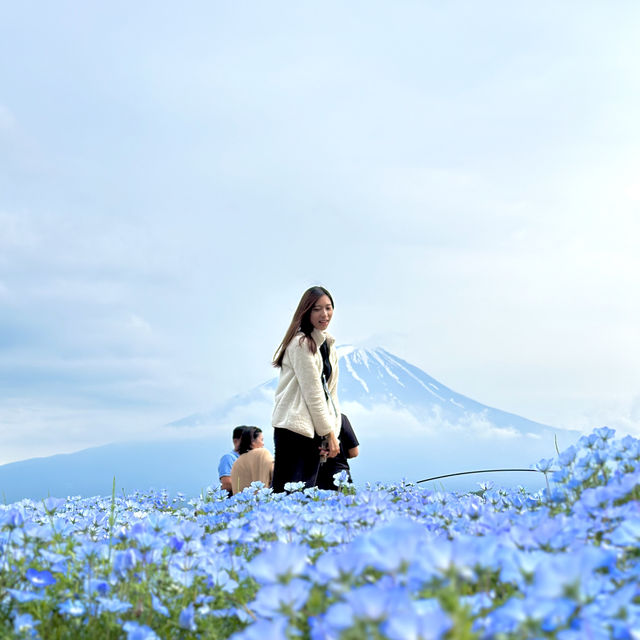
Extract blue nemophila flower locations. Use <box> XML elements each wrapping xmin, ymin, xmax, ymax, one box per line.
<box><xmin>128</xmin><ymin>521</ymin><xmax>162</xmax><ymax>551</ymax></box>
<box><xmin>532</xmin><ymin>546</ymin><xmax>617</xmax><ymax>601</ymax></box>
<box><xmin>283</xmin><ymin>481</ymin><xmax>306</xmax><ymax>492</ymax></box>
<box><xmin>578</xmin><ymin>484</ymin><xmax>621</xmax><ymax>510</ymax></box>
<box><xmin>333</xmin><ymin>470</ymin><xmax>350</xmax><ymax>487</ymax></box>
<box><xmin>39</xmin><ymin>548</ymin><xmax>68</xmax><ymax>573</ymax></box>
<box><xmin>594</xmin><ymin>426</ymin><xmax>616</xmax><ymax>442</ymax></box>
<box><xmin>77</xmin><ymin>539</ymin><xmax>110</xmax><ymax>563</ymax></box>
<box><xmin>535</xmin><ymin>458</ymin><xmax>554</xmax><ymax>473</ymax></box>
<box><xmin>247</xmin><ymin>541</ymin><xmax>309</xmax><ymax>584</ymax></box>
<box><xmin>250</xmin><ymin>578</ymin><xmax>312</xmax><ymax>617</ymax></box>
<box><xmin>308</xmin><ymin>547</ymin><xmax>354</xmax><ymax>586</ymax></box>
<box><xmin>319</xmin><ymin>602</ymin><xmax>355</xmax><ymax>634</ymax></box>
<box><xmin>204</xmin><ymin>485</ymin><xmax>231</xmax><ymax>501</ymax></box>
<box><xmin>122</xmin><ymin>620</ymin><xmax>161</xmax><ymax>640</ymax></box>
<box><xmin>214</xmin><ymin>524</ymin><xmax>245</xmax><ymax>545</ymax></box>
<box><xmin>113</xmin><ymin>547</ymin><xmax>140</xmax><ymax>576</ymax></box>
<box><xmin>59</xmin><ymin>599</ymin><xmax>85</xmax><ymax>616</ymax></box>
<box><xmin>531</xmin><ymin>514</ymin><xmax>575</xmax><ymax>550</ymax></box>
<box><xmin>348</xmin><ymin>517</ymin><xmax>427</xmax><ymax>574</ymax></box>
<box><xmin>498</xmin><ymin>547</ymin><xmax>548</xmax><ymax>589</ymax></box>
<box><xmin>574</xmin><ymin>449</ymin><xmax>595</xmax><ymax>470</ymax></box>
<box><xmin>484</xmin><ymin>595</ymin><xmax>576</xmax><ymax>635</ymax></box>
<box><xmin>381</xmin><ymin>597</ymin><xmax>452</xmax><ymax>640</ymax></box>
<box><xmin>174</xmin><ymin>520</ymin><xmax>203</xmax><ymax>542</ymax></box>
<box><xmin>179</xmin><ymin>603</ymin><xmax>197</xmax><ymax>631</ymax></box>
<box><xmin>145</xmin><ymin>512</ymin><xmax>175</xmax><ymax>533</ymax></box>
<box><xmin>555</xmin><ymin>628</ymin><xmax>588</xmax><ymax>639</ymax></box>
<box><xmin>615</xmin><ymin>469</ymin><xmax>640</xmax><ymax>494</ymax></box>
<box><xmin>416</xmin><ymin>535</ymin><xmax>479</xmax><ymax>581</ymax></box>
<box><xmin>551</xmin><ymin>466</ymin><xmax>571</xmax><ymax>483</ymax></box>
<box><xmin>343</xmin><ymin>583</ymin><xmax>393</xmax><ymax>621</ymax></box>
<box><xmin>557</xmin><ymin>615</ymin><xmax>620</xmax><ymax>640</ymax></box>
<box><xmin>26</xmin><ymin>567</ymin><xmax>56</xmax><ymax>588</ymax></box>
<box><xmin>7</xmin><ymin>588</ymin><xmax>44</xmax><ymax>603</ymax></box>
<box><xmin>13</xmin><ymin>613</ymin><xmax>39</xmax><ymax>636</ymax></box>
<box><xmin>460</xmin><ymin>592</ymin><xmax>494</xmax><ymax>616</ymax></box>
<box><xmin>97</xmin><ymin>596</ymin><xmax>132</xmax><ymax>614</ymax></box>
<box><xmin>86</xmin><ymin>578</ymin><xmax>110</xmax><ymax>595</ymax></box>
<box><xmin>581</xmin><ymin>584</ymin><xmax>639</xmax><ymax>631</ymax></box>
<box><xmin>608</xmin><ymin>517</ymin><xmax>640</xmax><ymax>547</ymax></box>
<box><xmin>206</xmin><ymin>567</ymin><xmax>238</xmax><ymax>593</ymax></box>
<box><xmin>209</xmin><ymin>607</ymin><xmax>254</xmax><ymax>624</ymax></box>
<box><xmin>578</xmin><ymin>433</ymin><xmax>601</xmax><ymax>451</ymax></box>
<box><xmin>1</xmin><ymin>507</ymin><xmax>25</xmax><ymax>528</ymax></box>
<box><xmin>538</xmin><ymin>597</ymin><xmax>577</xmax><ymax>632</ymax></box>
<box><xmin>42</xmin><ymin>496</ymin><xmax>66</xmax><ymax>514</ymax></box>
<box><xmin>230</xmin><ymin>616</ymin><xmax>290</xmax><ymax>640</ymax></box>
<box><xmin>168</xmin><ymin>553</ymin><xmax>199</xmax><ymax>587</ymax></box>
<box><xmin>151</xmin><ymin>593</ymin><xmax>170</xmax><ymax>617</ymax></box>
<box><xmin>309</xmin><ymin>615</ymin><xmax>343</xmax><ymax>640</ymax></box>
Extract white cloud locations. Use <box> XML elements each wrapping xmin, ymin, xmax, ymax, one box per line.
<box><xmin>567</xmin><ymin>394</ymin><xmax>640</xmax><ymax>439</ymax></box>
<box><xmin>341</xmin><ymin>402</ymin><xmax>429</xmax><ymax>438</ymax></box>
<box><xmin>0</xmin><ymin>400</ymin><xmax>168</xmax><ymax>465</ymax></box>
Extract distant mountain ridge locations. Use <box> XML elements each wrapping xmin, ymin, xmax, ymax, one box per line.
<box><xmin>169</xmin><ymin>345</ymin><xmax>552</xmax><ymax>435</ymax></box>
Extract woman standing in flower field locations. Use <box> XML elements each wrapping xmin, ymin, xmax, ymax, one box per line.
<box><xmin>271</xmin><ymin>286</ymin><xmax>341</xmax><ymax>492</ymax></box>
<box><xmin>229</xmin><ymin>427</ymin><xmax>274</xmax><ymax>494</ymax></box>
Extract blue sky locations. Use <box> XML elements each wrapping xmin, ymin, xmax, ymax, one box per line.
<box><xmin>2</xmin><ymin>2</ymin><xmax>640</xmax><ymax>464</ymax></box>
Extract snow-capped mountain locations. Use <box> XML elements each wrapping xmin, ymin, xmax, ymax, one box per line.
<box><xmin>338</xmin><ymin>346</ymin><xmax>553</xmax><ymax>435</ymax></box>
<box><xmin>169</xmin><ymin>345</ymin><xmax>552</xmax><ymax>437</ymax></box>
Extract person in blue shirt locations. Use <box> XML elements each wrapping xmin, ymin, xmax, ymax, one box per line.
<box><xmin>218</xmin><ymin>426</ymin><xmax>246</xmax><ymax>494</ymax></box>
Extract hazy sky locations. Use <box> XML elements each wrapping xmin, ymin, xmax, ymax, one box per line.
<box><xmin>2</xmin><ymin>2</ymin><xmax>640</xmax><ymax>464</ymax></box>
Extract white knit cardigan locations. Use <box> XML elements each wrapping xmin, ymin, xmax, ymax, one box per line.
<box><xmin>272</xmin><ymin>328</ymin><xmax>341</xmax><ymax>439</ymax></box>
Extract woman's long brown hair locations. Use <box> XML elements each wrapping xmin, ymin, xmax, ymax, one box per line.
<box><xmin>238</xmin><ymin>427</ymin><xmax>262</xmax><ymax>455</ymax></box>
<box><xmin>272</xmin><ymin>286</ymin><xmax>334</xmax><ymax>368</ymax></box>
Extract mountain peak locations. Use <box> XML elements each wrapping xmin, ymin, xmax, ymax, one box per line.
<box><xmin>336</xmin><ymin>344</ymin><xmax>357</xmax><ymax>358</ymax></box>
<box><xmin>336</xmin><ymin>343</ymin><xmax>387</xmax><ymax>360</ymax></box>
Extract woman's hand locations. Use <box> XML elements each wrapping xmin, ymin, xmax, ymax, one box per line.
<box><xmin>327</xmin><ymin>432</ymin><xmax>340</xmax><ymax>458</ymax></box>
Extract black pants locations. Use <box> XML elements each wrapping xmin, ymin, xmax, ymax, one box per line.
<box><xmin>316</xmin><ymin>413</ymin><xmax>355</xmax><ymax>490</ymax></box>
<box><xmin>316</xmin><ymin>461</ymin><xmax>352</xmax><ymax>491</ymax></box>
<box><xmin>272</xmin><ymin>428</ymin><xmax>322</xmax><ymax>493</ymax></box>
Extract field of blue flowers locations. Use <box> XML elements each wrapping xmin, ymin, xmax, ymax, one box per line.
<box><xmin>1</xmin><ymin>426</ymin><xmax>639</xmax><ymax>639</ymax></box>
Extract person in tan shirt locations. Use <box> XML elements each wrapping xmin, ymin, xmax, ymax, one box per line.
<box><xmin>230</xmin><ymin>427</ymin><xmax>274</xmax><ymax>495</ymax></box>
